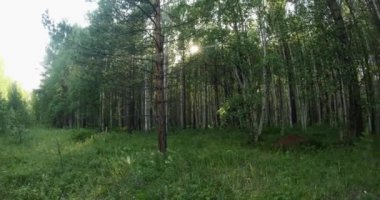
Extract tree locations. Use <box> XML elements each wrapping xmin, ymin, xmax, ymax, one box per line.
<box><xmin>152</xmin><ymin>0</ymin><xmax>167</xmax><ymax>153</ymax></box>
<box><xmin>0</xmin><ymin>94</ymin><xmax>8</xmax><ymax>134</ymax></box>
<box><xmin>326</xmin><ymin>0</ymin><xmax>363</xmax><ymax>139</ymax></box>
<box><xmin>35</xmin><ymin>0</ymin><xmax>379</xmax><ymax>146</ymax></box>
<box><xmin>7</xmin><ymin>82</ymin><xmax>31</xmax><ymax>128</ymax></box>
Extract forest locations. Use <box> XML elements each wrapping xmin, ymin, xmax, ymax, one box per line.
<box><xmin>0</xmin><ymin>0</ymin><xmax>379</xmax><ymax>199</ymax></box>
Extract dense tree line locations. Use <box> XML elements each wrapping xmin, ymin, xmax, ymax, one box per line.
<box><xmin>34</xmin><ymin>0</ymin><xmax>379</xmax><ymax>148</ymax></box>
<box><xmin>0</xmin><ymin>60</ymin><xmax>31</xmax><ymax>135</ymax></box>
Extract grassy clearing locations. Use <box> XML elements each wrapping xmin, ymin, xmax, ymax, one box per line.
<box><xmin>0</xmin><ymin>127</ymin><xmax>379</xmax><ymax>199</ymax></box>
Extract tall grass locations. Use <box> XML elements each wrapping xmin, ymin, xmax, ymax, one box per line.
<box><xmin>0</xmin><ymin>127</ymin><xmax>379</xmax><ymax>199</ymax></box>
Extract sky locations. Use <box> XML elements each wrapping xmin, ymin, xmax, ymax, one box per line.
<box><xmin>0</xmin><ymin>0</ymin><xmax>97</xmax><ymax>92</ymax></box>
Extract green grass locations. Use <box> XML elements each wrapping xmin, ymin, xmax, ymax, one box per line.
<box><xmin>0</xmin><ymin>127</ymin><xmax>379</xmax><ymax>199</ymax></box>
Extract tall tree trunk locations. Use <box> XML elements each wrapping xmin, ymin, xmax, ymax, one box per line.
<box><xmin>164</xmin><ymin>36</ymin><xmax>169</xmax><ymax>133</ymax></box>
<box><xmin>311</xmin><ymin>50</ymin><xmax>322</xmax><ymax>124</ymax></box>
<box><xmin>109</xmin><ymin>92</ymin><xmax>113</xmax><ymax>130</ymax></box>
<box><xmin>117</xmin><ymin>95</ymin><xmax>122</xmax><ymax>128</ymax></box>
<box><xmin>282</xmin><ymin>41</ymin><xmax>297</xmax><ymax>126</ymax></box>
<box><xmin>213</xmin><ymin>71</ymin><xmax>220</xmax><ymax>127</ymax></box>
<box><xmin>153</xmin><ymin>0</ymin><xmax>166</xmax><ymax>153</ymax></box>
<box><xmin>144</xmin><ymin>62</ymin><xmax>151</xmax><ymax>132</ymax></box>
<box><xmin>76</xmin><ymin>99</ymin><xmax>80</xmax><ymax>128</ymax></box>
<box><xmin>100</xmin><ymin>91</ymin><xmax>105</xmax><ymax>132</ymax></box>
<box><xmin>346</xmin><ymin>0</ymin><xmax>377</xmax><ymax>134</ymax></box>
<box><xmin>326</xmin><ymin>0</ymin><xmax>364</xmax><ymax>138</ymax></box>
<box><xmin>180</xmin><ymin>50</ymin><xmax>186</xmax><ymax>129</ymax></box>
<box><xmin>374</xmin><ymin>78</ymin><xmax>380</xmax><ymax>135</ymax></box>
<box><xmin>269</xmin><ymin>66</ymin><xmax>278</xmax><ymax>127</ymax></box>
<box><xmin>203</xmin><ymin>66</ymin><xmax>208</xmax><ymax>129</ymax></box>
<box><xmin>255</xmin><ymin>0</ymin><xmax>268</xmax><ymax>142</ymax></box>
<box><xmin>279</xmin><ymin>78</ymin><xmax>286</xmax><ymax>135</ymax></box>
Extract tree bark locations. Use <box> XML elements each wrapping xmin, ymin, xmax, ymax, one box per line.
<box><xmin>374</xmin><ymin>78</ymin><xmax>380</xmax><ymax>135</ymax></box>
<box><xmin>282</xmin><ymin>41</ymin><xmax>297</xmax><ymax>126</ymax></box>
<box><xmin>153</xmin><ymin>0</ymin><xmax>166</xmax><ymax>153</ymax></box>
<box><xmin>144</xmin><ymin>61</ymin><xmax>151</xmax><ymax>132</ymax></box>
<box><xmin>326</xmin><ymin>0</ymin><xmax>364</xmax><ymax>138</ymax></box>
<box><xmin>180</xmin><ymin>50</ymin><xmax>186</xmax><ymax>129</ymax></box>
<box><xmin>255</xmin><ymin>0</ymin><xmax>268</xmax><ymax>142</ymax></box>
<box><xmin>109</xmin><ymin>92</ymin><xmax>113</xmax><ymax>130</ymax></box>
<box><xmin>100</xmin><ymin>91</ymin><xmax>105</xmax><ymax>132</ymax></box>
<box><xmin>117</xmin><ymin>95</ymin><xmax>122</xmax><ymax>128</ymax></box>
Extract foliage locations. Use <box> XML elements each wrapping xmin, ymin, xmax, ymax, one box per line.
<box><xmin>34</xmin><ymin>0</ymin><xmax>380</xmax><ymax>144</ymax></box>
<box><xmin>218</xmin><ymin>93</ymin><xmax>259</xmax><ymax>129</ymax></box>
<box><xmin>71</xmin><ymin>129</ymin><xmax>97</xmax><ymax>142</ymax></box>
<box><xmin>0</xmin><ymin>127</ymin><xmax>379</xmax><ymax>199</ymax></box>
<box><xmin>0</xmin><ymin>65</ymin><xmax>31</xmax><ymax>136</ymax></box>
<box><xmin>7</xmin><ymin>83</ymin><xmax>31</xmax><ymax>127</ymax></box>
<box><xmin>0</xmin><ymin>59</ymin><xmax>11</xmax><ymax>97</ymax></box>
<box><xmin>0</xmin><ymin>95</ymin><xmax>8</xmax><ymax>134</ymax></box>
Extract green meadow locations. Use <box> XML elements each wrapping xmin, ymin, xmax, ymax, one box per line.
<box><xmin>1</xmin><ymin>127</ymin><xmax>379</xmax><ymax>199</ymax></box>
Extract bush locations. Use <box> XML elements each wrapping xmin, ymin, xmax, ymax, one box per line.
<box><xmin>0</xmin><ymin>83</ymin><xmax>32</xmax><ymax>136</ymax></box>
<box><xmin>0</xmin><ymin>96</ymin><xmax>8</xmax><ymax>134</ymax></box>
<box><xmin>71</xmin><ymin>129</ymin><xmax>96</xmax><ymax>142</ymax></box>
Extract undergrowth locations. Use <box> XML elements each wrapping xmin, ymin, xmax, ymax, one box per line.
<box><xmin>0</xmin><ymin>127</ymin><xmax>379</xmax><ymax>199</ymax></box>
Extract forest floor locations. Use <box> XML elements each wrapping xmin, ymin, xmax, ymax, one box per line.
<box><xmin>0</xmin><ymin>126</ymin><xmax>379</xmax><ymax>199</ymax></box>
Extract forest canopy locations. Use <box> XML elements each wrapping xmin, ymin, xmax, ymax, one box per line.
<box><xmin>0</xmin><ymin>1</ymin><xmax>379</xmax><ymax>198</ymax></box>
<box><xmin>33</xmin><ymin>0</ymin><xmax>379</xmax><ymax>151</ymax></box>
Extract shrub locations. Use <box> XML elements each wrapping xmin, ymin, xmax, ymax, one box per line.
<box><xmin>71</xmin><ymin>129</ymin><xmax>96</xmax><ymax>142</ymax></box>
